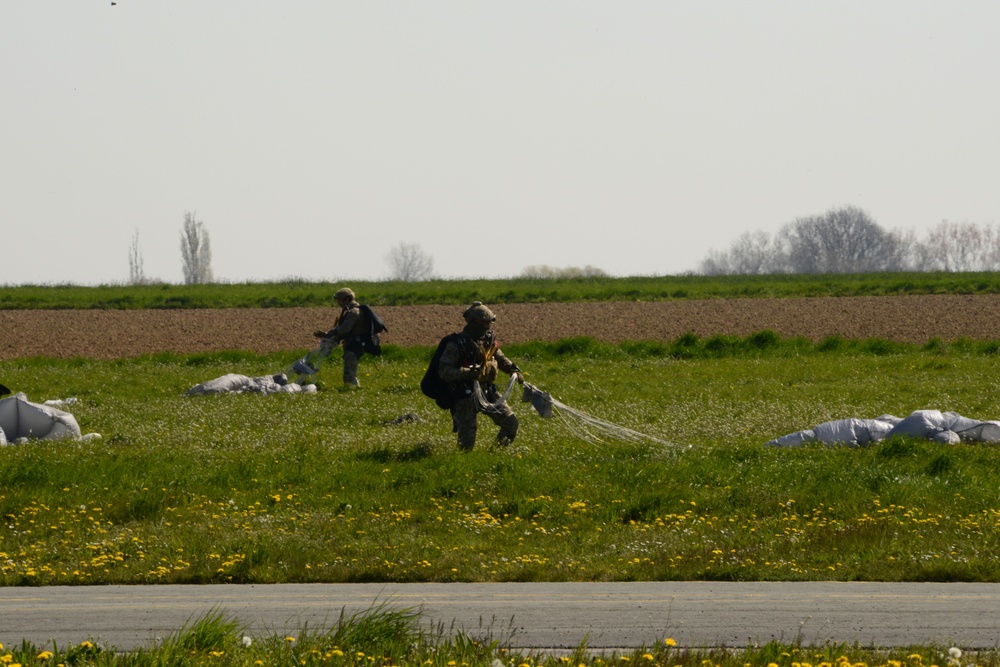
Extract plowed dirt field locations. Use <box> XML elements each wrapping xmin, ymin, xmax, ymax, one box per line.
<box><xmin>3</xmin><ymin>294</ymin><xmax>999</xmax><ymax>360</ymax></box>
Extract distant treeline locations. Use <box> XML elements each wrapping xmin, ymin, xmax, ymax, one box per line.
<box><xmin>6</xmin><ymin>272</ymin><xmax>1000</xmax><ymax>309</ymax></box>
<box><xmin>700</xmin><ymin>205</ymin><xmax>1000</xmax><ymax>275</ymax></box>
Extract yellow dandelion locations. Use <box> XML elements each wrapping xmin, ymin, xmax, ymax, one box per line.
<box><xmin>665</xmin><ymin>638</ymin><xmax>677</xmax><ymax>647</ymax></box>
<box><xmin>642</xmin><ymin>654</ymin><xmax>654</xmax><ymax>661</ymax></box>
<box><xmin>37</xmin><ymin>652</ymin><xmax>54</xmax><ymax>661</ymax></box>
<box><xmin>285</xmin><ymin>636</ymin><xmax>296</xmax><ymax>643</ymax></box>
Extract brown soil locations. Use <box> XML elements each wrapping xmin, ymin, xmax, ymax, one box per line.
<box><xmin>2</xmin><ymin>294</ymin><xmax>999</xmax><ymax>360</ymax></box>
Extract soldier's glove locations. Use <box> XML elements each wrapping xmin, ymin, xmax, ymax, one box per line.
<box><xmin>465</xmin><ymin>364</ymin><xmax>482</xmax><ymax>379</ymax></box>
<box><xmin>513</xmin><ymin>371</ymin><xmax>525</xmax><ymax>385</ymax></box>
<box><xmin>314</xmin><ymin>330</ymin><xmax>330</xmax><ymax>339</ymax></box>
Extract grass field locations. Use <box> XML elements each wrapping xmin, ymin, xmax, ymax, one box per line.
<box><xmin>6</xmin><ymin>272</ymin><xmax>1000</xmax><ymax>309</ymax></box>
<box><xmin>5</xmin><ymin>279</ymin><xmax>1000</xmax><ymax>663</ymax></box>
<box><xmin>5</xmin><ymin>335</ymin><xmax>1000</xmax><ymax>587</ymax></box>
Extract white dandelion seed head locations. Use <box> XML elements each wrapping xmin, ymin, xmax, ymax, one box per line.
<box><xmin>948</xmin><ymin>647</ymin><xmax>962</xmax><ymax>659</ymax></box>
<box><xmin>241</xmin><ymin>636</ymin><xmax>252</xmax><ymax>648</ymax></box>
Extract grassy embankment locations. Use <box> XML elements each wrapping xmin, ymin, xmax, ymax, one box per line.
<box><xmin>0</xmin><ymin>607</ymin><xmax>992</xmax><ymax>667</ymax></box>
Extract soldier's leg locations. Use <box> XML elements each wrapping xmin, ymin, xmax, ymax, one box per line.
<box><xmin>486</xmin><ymin>403</ymin><xmax>519</xmax><ymax>447</ymax></box>
<box><xmin>451</xmin><ymin>398</ymin><xmax>478</xmax><ymax>451</ymax></box>
<box><xmin>342</xmin><ymin>350</ymin><xmax>361</xmax><ymax>386</ymax></box>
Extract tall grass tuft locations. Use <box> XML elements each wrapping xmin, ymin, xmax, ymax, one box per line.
<box><xmin>157</xmin><ymin>608</ymin><xmax>244</xmax><ymax>654</ymax></box>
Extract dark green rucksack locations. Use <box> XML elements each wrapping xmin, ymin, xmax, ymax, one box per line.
<box><xmin>420</xmin><ymin>333</ymin><xmax>462</xmax><ymax>409</ymax></box>
<box><xmin>358</xmin><ymin>304</ymin><xmax>388</xmax><ymax>355</ymax></box>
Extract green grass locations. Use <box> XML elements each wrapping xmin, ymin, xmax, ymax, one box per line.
<box><xmin>1</xmin><ymin>607</ymin><xmax>989</xmax><ymax>666</ymax></box>
<box><xmin>5</xmin><ymin>334</ymin><xmax>1000</xmax><ymax>586</ymax></box>
<box><xmin>6</xmin><ymin>272</ymin><xmax>1000</xmax><ymax>309</ymax></box>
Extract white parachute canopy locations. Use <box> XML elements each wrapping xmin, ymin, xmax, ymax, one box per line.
<box><xmin>0</xmin><ymin>392</ymin><xmax>82</xmax><ymax>445</ymax></box>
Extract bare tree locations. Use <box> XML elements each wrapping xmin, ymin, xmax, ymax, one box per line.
<box><xmin>885</xmin><ymin>227</ymin><xmax>920</xmax><ymax>272</ymax></box>
<box><xmin>700</xmin><ymin>230</ymin><xmax>779</xmax><ymax>275</ymax></box>
<box><xmin>776</xmin><ymin>205</ymin><xmax>899</xmax><ymax>274</ymax></box>
<box><xmin>698</xmin><ymin>208</ymin><xmax>1000</xmax><ymax>275</ymax></box>
<box><xmin>916</xmin><ymin>220</ymin><xmax>1000</xmax><ymax>272</ymax></box>
<box><xmin>180</xmin><ymin>211</ymin><xmax>213</xmax><ymax>285</ymax></box>
<box><xmin>698</xmin><ymin>250</ymin><xmax>733</xmax><ymax>276</ymax></box>
<box><xmin>386</xmin><ymin>242</ymin><xmax>434</xmax><ymax>282</ymax></box>
<box><xmin>128</xmin><ymin>228</ymin><xmax>145</xmax><ymax>285</ymax></box>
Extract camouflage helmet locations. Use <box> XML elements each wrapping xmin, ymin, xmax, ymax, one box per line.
<box><xmin>463</xmin><ymin>301</ymin><xmax>496</xmax><ymax>324</ymax></box>
<box><xmin>334</xmin><ymin>287</ymin><xmax>355</xmax><ymax>301</ymax></box>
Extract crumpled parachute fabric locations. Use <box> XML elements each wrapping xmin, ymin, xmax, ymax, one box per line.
<box><xmin>0</xmin><ymin>392</ymin><xmax>85</xmax><ymax>445</ymax></box>
<box><xmin>766</xmin><ymin>409</ymin><xmax>1000</xmax><ymax>447</ymax></box>
<box><xmin>186</xmin><ymin>373</ymin><xmax>316</xmax><ymax>396</ymax></box>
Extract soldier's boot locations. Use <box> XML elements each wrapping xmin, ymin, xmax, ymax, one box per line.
<box><xmin>494</xmin><ymin>413</ymin><xmax>519</xmax><ymax>448</ymax></box>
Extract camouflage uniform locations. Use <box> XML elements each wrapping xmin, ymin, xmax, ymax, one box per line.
<box><xmin>319</xmin><ymin>288</ymin><xmax>369</xmax><ymax>386</ymax></box>
<box><xmin>437</xmin><ymin>302</ymin><xmax>521</xmax><ymax>450</ymax></box>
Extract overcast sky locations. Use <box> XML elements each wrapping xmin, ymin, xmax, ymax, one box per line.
<box><xmin>3</xmin><ymin>2</ymin><xmax>997</xmax><ymax>285</ymax></box>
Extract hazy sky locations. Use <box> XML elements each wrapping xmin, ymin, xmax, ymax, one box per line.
<box><xmin>3</xmin><ymin>2</ymin><xmax>998</xmax><ymax>285</ymax></box>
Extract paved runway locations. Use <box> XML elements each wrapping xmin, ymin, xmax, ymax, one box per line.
<box><xmin>3</xmin><ymin>582</ymin><xmax>999</xmax><ymax>652</ymax></box>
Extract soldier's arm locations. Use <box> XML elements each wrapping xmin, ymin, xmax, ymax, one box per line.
<box><xmin>494</xmin><ymin>348</ymin><xmax>520</xmax><ymax>375</ymax></box>
<box><xmin>439</xmin><ymin>341</ymin><xmax>478</xmax><ymax>383</ymax></box>
<box><xmin>331</xmin><ymin>308</ymin><xmax>361</xmax><ymax>341</ymax></box>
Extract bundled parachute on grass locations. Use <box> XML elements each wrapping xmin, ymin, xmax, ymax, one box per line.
<box><xmin>0</xmin><ymin>392</ymin><xmax>101</xmax><ymax>445</ymax></box>
<box><xmin>472</xmin><ymin>376</ymin><xmax>672</xmax><ymax>447</ymax></box>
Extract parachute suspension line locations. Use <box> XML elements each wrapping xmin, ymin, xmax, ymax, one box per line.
<box><xmin>469</xmin><ymin>378</ymin><xmax>682</xmax><ymax>449</ymax></box>
<box><xmin>471</xmin><ymin>374</ymin><xmax>519</xmax><ymax>413</ymax></box>
<box><xmin>521</xmin><ymin>382</ymin><xmax>679</xmax><ymax>448</ymax></box>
